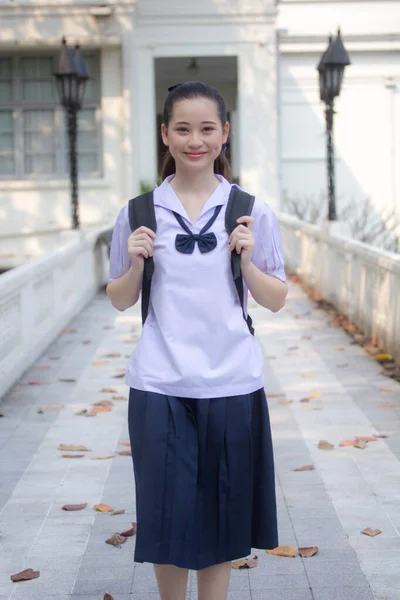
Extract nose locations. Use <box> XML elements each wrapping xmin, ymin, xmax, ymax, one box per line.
<box><xmin>188</xmin><ymin>134</ymin><xmax>202</xmax><ymax>148</ymax></box>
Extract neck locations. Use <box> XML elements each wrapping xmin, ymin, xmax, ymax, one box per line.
<box><xmin>171</xmin><ymin>168</ymin><xmax>220</xmax><ymax>196</ymax></box>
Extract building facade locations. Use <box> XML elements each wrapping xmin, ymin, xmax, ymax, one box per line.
<box><xmin>0</xmin><ymin>0</ymin><xmax>399</xmax><ymax>237</ymax></box>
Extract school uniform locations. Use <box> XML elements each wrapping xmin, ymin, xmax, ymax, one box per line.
<box><xmin>109</xmin><ymin>174</ymin><xmax>286</xmax><ymax>571</ymax></box>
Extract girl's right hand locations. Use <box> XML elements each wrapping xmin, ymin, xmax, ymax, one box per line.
<box><xmin>127</xmin><ymin>226</ymin><xmax>156</xmax><ymax>267</ymax></box>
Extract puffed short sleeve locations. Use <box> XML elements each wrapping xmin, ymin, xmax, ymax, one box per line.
<box><xmin>108</xmin><ymin>205</ymin><xmax>131</xmax><ymax>282</ymax></box>
<box><xmin>251</xmin><ymin>199</ymin><xmax>287</xmax><ymax>282</ymax></box>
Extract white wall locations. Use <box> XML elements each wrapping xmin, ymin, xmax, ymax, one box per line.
<box><xmin>277</xmin><ymin>1</ymin><xmax>400</xmax><ymax>217</ymax></box>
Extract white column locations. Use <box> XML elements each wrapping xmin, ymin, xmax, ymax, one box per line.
<box><xmin>132</xmin><ymin>47</ymin><xmax>157</xmax><ymax>191</ymax></box>
<box><xmin>237</xmin><ymin>39</ymin><xmax>279</xmax><ymax>209</ymax></box>
<box><xmin>121</xmin><ymin>32</ymin><xmax>135</xmax><ymax>200</ymax></box>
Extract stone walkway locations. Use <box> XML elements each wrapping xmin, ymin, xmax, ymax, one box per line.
<box><xmin>1</xmin><ymin>282</ymin><xmax>400</xmax><ymax>600</ymax></box>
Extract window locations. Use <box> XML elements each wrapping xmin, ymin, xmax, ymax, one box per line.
<box><xmin>0</xmin><ymin>53</ymin><xmax>102</xmax><ymax>178</ymax></box>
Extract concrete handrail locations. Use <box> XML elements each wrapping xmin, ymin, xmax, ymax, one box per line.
<box><xmin>278</xmin><ymin>214</ymin><xmax>400</xmax><ymax>363</ymax></box>
<box><xmin>0</xmin><ymin>225</ymin><xmax>112</xmax><ymax>400</ymax></box>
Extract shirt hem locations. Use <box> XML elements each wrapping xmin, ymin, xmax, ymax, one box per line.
<box><xmin>125</xmin><ymin>376</ymin><xmax>265</xmax><ymax>399</ymax></box>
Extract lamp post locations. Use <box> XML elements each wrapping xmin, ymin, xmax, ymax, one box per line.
<box><xmin>317</xmin><ymin>29</ymin><xmax>350</xmax><ymax>221</ymax></box>
<box><xmin>54</xmin><ymin>38</ymin><xmax>89</xmax><ymax>230</ymax></box>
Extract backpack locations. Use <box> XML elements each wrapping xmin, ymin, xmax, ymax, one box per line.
<box><xmin>128</xmin><ymin>187</ymin><xmax>255</xmax><ymax>335</ymax></box>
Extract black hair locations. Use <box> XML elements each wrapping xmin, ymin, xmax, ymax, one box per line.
<box><xmin>161</xmin><ymin>81</ymin><xmax>232</xmax><ymax>182</ymax></box>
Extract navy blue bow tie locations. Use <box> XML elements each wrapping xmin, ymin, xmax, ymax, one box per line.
<box><xmin>173</xmin><ymin>206</ymin><xmax>222</xmax><ymax>254</ymax></box>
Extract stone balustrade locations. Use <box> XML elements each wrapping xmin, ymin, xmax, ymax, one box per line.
<box><xmin>0</xmin><ymin>227</ymin><xmax>111</xmax><ymax>400</ymax></box>
<box><xmin>278</xmin><ymin>214</ymin><xmax>400</xmax><ymax>363</ymax></box>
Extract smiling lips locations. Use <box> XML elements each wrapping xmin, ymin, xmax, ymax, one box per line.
<box><xmin>185</xmin><ymin>152</ymin><xmax>206</xmax><ymax>159</ymax></box>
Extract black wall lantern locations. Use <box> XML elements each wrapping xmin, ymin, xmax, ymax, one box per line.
<box><xmin>54</xmin><ymin>38</ymin><xmax>89</xmax><ymax>229</ymax></box>
<box><xmin>317</xmin><ymin>29</ymin><xmax>351</xmax><ymax>221</ymax></box>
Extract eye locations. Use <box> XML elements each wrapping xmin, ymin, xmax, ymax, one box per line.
<box><xmin>203</xmin><ymin>127</ymin><xmax>215</xmax><ymax>132</ymax></box>
<box><xmin>177</xmin><ymin>127</ymin><xmax>189</xmax><ymax>133</ymax></box>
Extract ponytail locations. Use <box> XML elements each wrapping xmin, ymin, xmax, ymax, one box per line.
<box><xmin>161</xmin><ymin>149</ymin><xmax>232</xmax><ymax>183</ymax></box>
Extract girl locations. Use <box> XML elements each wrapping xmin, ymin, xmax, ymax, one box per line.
<box><xmin>107</xmin><ymin>81</ymin><xmax>288</xmax><ymax>600</ymax></box>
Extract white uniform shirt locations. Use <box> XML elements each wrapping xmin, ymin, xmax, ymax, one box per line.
<box><xmin>109</xmin><ymin>175</ymin><xmax>286</xmax><ymax>399</ymax></box>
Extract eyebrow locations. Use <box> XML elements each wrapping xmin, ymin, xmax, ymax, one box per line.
<box><xmin>173</xmin><ymin>121</ymin><xmax>218</xmax><ymax>125</ymax></box>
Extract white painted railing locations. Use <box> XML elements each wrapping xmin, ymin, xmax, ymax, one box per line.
<box><xmin>278</xmin><ymin>214</ymin><xmax>400</xmax><ymax>363</ymax></box>
<box><xmin>0</xmin><ymin>227</ymin><xmax>111</xmax><ymax>401</ymax></box>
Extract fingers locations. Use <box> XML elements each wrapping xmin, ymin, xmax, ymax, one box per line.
<box><xmin>128</xmin><ymin>229</ymin><xmax>155</xmax><ymax>260</ymax></box>
<box><xmin>236</xmin><ymin>216</ymin><xmax>254</xmax><ymax>230</ymax></box>
<box><xmin>229</xmin><ymin>225</ymin><xmax>254</xmax><ymax>254</ymax></box>
<box><xmin>133</xmin><ymin>226</ymin><xmax>157</xmax><ymax>239</ymax></box>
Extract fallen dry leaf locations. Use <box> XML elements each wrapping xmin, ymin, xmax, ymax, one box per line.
<box><xmin>37</xmin><ymin>365</ymin><xmax>50</xmax><ymax>370</ymax></box>
<box><xmin>105</xmin><ymin>533</ymin><xmax>127</xmax><ymax>547</ymax></box>
<box><xmin>380</xmin><ymin>388</ymin><xmax>394</xmax><ymax>392</ymax></box>
<box><xmin>336</xmin><ymin>346</ymin><xmax>345</xmax><ymax>351</ymax></box>
<box><xmin>300</xmin><ymin>397</ymin><xmax>310</xmax><ymax>403</ymax></box>
<box><xmin>62</xmin><ymin>503</ymin><xmax>88</xmax><ymax>511</ymax></box>
<box><xmin>374</xmin><ymin>354</ymin><xmax>393</xmax><ymax>361</ymax></box>
<box><xmin>112</xmin><ymin>373</ymin><xmax>125</xmax><ymax>379</ymax></box>
<box><xmin>61</xmin><ymin>454</ymin><xmax>85</xmax><ymax>459</ymax></box>
<box><xmin>301</xmin><ymin>374</ymin><xmax>314</xmax><ymax>379</ymax></box>
<box><xmin>231</xmin><ymin>555</ymin><xmax>258</xmax><ymax>569</ymax></box>
<box><xmin>58</xmin><ymin>378</ymin><xmax>76</xmax><ymax>383</ymax></box>
<box><xmin>49</xmin><ymin>356</ymin><xmax>61</xmax><ymax>360</ymax></box>
<box><xmin>293</xmin><ymin>465</ymin><xmax>315</xmax><ymax>472</ymax></box>
<box><xmin>101</xmin><ymin>387</ymin><xmax>118</xmax><ymax>393</ymax></box>
<box><xmin>82</xmin><ymin>340</ymin><xmax>91</xmax><ymax>344</ymax></box>
<box><xmin>279</xmin><ymin>398</ymin><xmax>293</xmax><ymax>405</ymax></box>
<box><xmin>265</xmin><ymin>393</ymin><xmax>284</xmax><ymax>398</ymax></box>
<box><xmin>361</xmin><ymin>528</ymin><xmax>382</xmax><ymax>537</ymax></box>
<box><xmin>339</xmin><ymin>440</ymin><xmax>355</xmax><ymax>447</ymax></box>
<box><xmin>28</xmin><ymin>381</ymin><xmax>48</xmax><ymax>386</ymax></box>
<box><xmin>103</xmin><ymin>353</ymin><xmax>121</xmax><ymax>358</ymax></box>
<box><xmin>298</xmin><ymin>546</ymin><xmax>318</xmax><ymax>558</ymax></box>
<box><xmin>354</xmin><ymin>439</ymin><xmax>368</xmax><ymax>449</ymax></box>
<box><xmin>318</xmin><ymin>440</ymin><xmax>334</xmax><ymax>450</ymax></box>
<box><xmin>58</xmin><ymin>444</ymin><xmax>91</xmax><ymax>452</ymax></box>
<box><xmin>10</xmin><ymin>568</ymin><xmax>40</xmax><ymax>582</ymax></box>
<box><xmin>111</xmin><ymin>510</ymin><xmax>126</xmax><ymax>516</ymax></box>
<box><xmin>303</xmin><ymin>406</ymin><xmax>322</xmax><ymax>411</ymax></box>
<box><xmin>118</xmin><ymin>450</ymin><xmax>132</xmax><ymax>456</ymax></box>
<box><xmin>76</xmin><ymin>409</ymin><xmax>89</xmax><ymax>416</ymax></box>
<box><xmin>120</xmin><ymin>442</ymin><xmax>131</xmax><ymax>447</ymax></box>
<box><xmin>92</xmin><ymin>360</ymin><xmax>107</xmax><ymax>366</ymax></box>
<box><xmin>91</xmin><ymin>455</ymin><xmax>116</xmax><ymax>460</ymax></box>
<box><xmin>90</xmin><ymin>406</ymin><xmax>112</xmax><ymax>414</ymax></box>
<box><xmin>94</xmin><ymin>504</ymin><xmax>114</xmax><ymax>513</ymax></box>
<box><xmin>267</xmin><ymin>545</ymin><xmax>297</xmax><ymax>558</ymax></box>
<box><xmin>112</xmin><ymin>395</ymin><xmax>127</xmax><ymax>401</ymax></box>
<box><xmin>355</xmin><ymin>436</ymin><xmax>377</xmax><ymax>443</ymax></box>
<box><xmin>63</xmin><ymin>328</ymin><xmax>77</xmax><ymax>333</ymax></box>
<box><xmin>38</xmin><ymin>404</ymin><xmax>63</xmax><ymax>412</ymax></box>
<box><xmin>93</xmin><ymin>400</ymin><xmax>114</xmax><ymax>407</ymax></box>
<box><xmin>380</xmin><ymin>404</ymin><xmax>400</xmax><ymax>408</ymax></box>
<box><xmin>373</xmin><ymin>433</ymin><xmax>388</xmax><ymax>439</ymax></box>
<box><xmin>119</xmin><ymin>523</ymin><xmax>137</xmax><ymax>537</ymax></box>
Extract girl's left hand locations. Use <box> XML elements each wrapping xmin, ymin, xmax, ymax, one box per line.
<box><xmin>228</xmin><ymin>216</ymin><xmax>255</xmax><ymax>267</ymax></box>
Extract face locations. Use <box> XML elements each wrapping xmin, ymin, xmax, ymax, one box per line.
<box><xmin>161</xmin><ymin>97</ymin><xmax>229</xmax><ymax>175</ymax></box>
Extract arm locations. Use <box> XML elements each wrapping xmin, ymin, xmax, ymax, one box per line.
<box><xmin>241</xmin><ymin>262</ymin><xmax>288</xmax><ymax>312</ymax></box>
<box><xmin>106</xmin><ymin>263</ymin><xmax>143</xmax><ymax>311</ymax></box>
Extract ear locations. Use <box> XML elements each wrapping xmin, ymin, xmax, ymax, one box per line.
<box><xmin>161</xmin><ymin>123</ymin><xmax>169</xmax><ymax>147</ymax></box>
<box><xmin>222</xmin><ymin>121</ymin><xmax>230</xmax><ymax>144</ymax></box>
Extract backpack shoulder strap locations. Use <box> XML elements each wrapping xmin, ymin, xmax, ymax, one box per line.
<box><xmin>128</xmin><ymin>192</ymin><xmax>157</xmax><ymax>326</ymax></box>
<box><xmin>225</xmin><ymin>187</ymin><xmax>256</xmax><ymax>335</ymax></box>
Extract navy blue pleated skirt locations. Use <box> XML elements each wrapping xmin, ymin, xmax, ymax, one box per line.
<box><xmin>128</xmin><ymin>388</ymin><xmax>278</xmax><ymax>571</ymax></box>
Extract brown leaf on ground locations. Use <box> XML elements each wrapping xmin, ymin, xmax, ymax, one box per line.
<box><xmin>303</xmin><ymin>406</ymin><xmax>322</xmax><ymax>411</ymax></box>
<box><xmin>300</xmin><ymin>397</ymin><xmax>310</xmax><ymax>403</ymax></box>
<box><xmin>380</xmin><ymin>404</ymin><xmax>400</xmax><ymax>408</ymax></box>
<box><xmin>94</xmin><ymin>504</ymin><xmax>114</xmax><ymax>513</ymax></box>
<box><xmin>92</xmin><ymin>360</ymin><xmax>108</xmax><ymax>366</ymax></box>
<box><xmin>49</xmin><ymin>356</ymin><xmax>61</xmax><ymax>360</ymax></box>
<box><xmin>10</xmin><ymin>568</ymin><xmax>40</xmax><ymax>582</ymax></box>
<box><xmin>118</xmin><ymin>450</ymin><xmax>132</xmax><ymax>456</ymax></box>
<box><xmin>301</xmin><ymin>374</ymin><xmax>314</xmax><ymax>378</ymax></box>
<box><xmin>231</xmin><ymin>555</ymin><xmax>258</xmax><ymax>569</ymax></box>
<box><xmin>37</xmin><ymin>365</ymin><xmax>50</xmax><ymax>370</ymax></box>
<box><xmin>62</xmin><ymin>503</ymin><xmax>88</xmax><ymax>511</ymax></box>
<box><xmin>58</xmin><ymin>444</ymin><xmax>91</xmax><ymax>452</ymax></box>
<box><xmin>374</xmin><ymin>354</ymin><xmax>393</xmax><ymax>361</ymax></box>
<box><xmin>279</xmin><ymin>398</ymin><xmax>293</xmax><ymax>405</ymax></box>
<box><xmin>265</xmin><ymin>393</ymin><xmax>284</xmax><ymax>398</ymax></box>
<box><xmin>103</xmin><ymin>353</ymin><xmax>121</xmax><ymax>358</ymax></box>
<box><xmin>288</xmin><ymin>346</ymin><xmax>299</xmax><ymax>351</ymax></box>
<box><xmin>104</xmin><ymin>594</ymin><xmax>115</xmax><ymax>600</ymax></box>
<box><xmin>58</xmin><ymin>378</ymin><xmax>76</xmax><ymax>383</ymax></box>
<box><xmin>354</xmin><ymin>439</ymin><xmax>368</xmax><ymax>449</ymax></box>
<box><xmin>38</xmin><ymin>404</ymin><xmax>64</xmax><ymax>411</ymax></box>
<box><xmin>63</xmin><ymin>328</ymin><xmax>77</xmax><ymax>333</ymax></box>
<box><xmin>105</xmin><ymin>533</ymin><xmax>127</xmax><ymax>547</ymax></box>
<box><xmin>380</xmin><ymin>388</ymin><xmax>395</xmax><ymax>392</ymax></box>
<box><xmin>28</xmin><ymin>381</ymin><xmax>48</xmax><ymax>385</ymax></box>
<box><xmin>335</xmin><ymin>346</ymin><xmax>345</xmax><ymax>351</ymax></box>
<box><xmin>120</xmin><ymin>442</ymin><xmax>131</xmax><ymax>447</ymax></box>
<box><xmin>101</xmin><ymin>387</ymin><xmax>118</xmax><ymax>393</ymax></box>
<box><xmin>111</xmin><ymin>510</ymin><xmax>126</xmax><ymax>516</ymax></box>
<box><xmin>373</xmin><ymin>433</ymin><xmax>388</xmax><ymax>439</ymax></box>
<box><xmin>267</xmin><ymin>545</ymin><xmax>297</xmax><ymax>558</ymax></box>
<box><xmin>82</xmin><ymin>340</ymin><xmax>91</xmax><ymax>344</ymax></box>
<box><xmin>112</xmin><ymin>373</ymin><xmax>125</xmax><ymax>379</ymax></box>
<box><xmin>93</xmin><ymin>400</ymin><xmax>114</xmax><ymax>407</ymax></box>
<box><xmin>61</xmin><ymin>454</ymin><xmax>85</xmax><ymax>459</ymax></box>
<box><xmin>298</xmin><ymin>546</ymin><xmax>318</xmax><ymax>558</ymax></box>
<box><xmin>355</xmin><ymin>436</ymin><xmax>377</xmax><ymax>443</ymax></box>
<box><xmin>91</xmin><ymin>455</ymin><xmax>116</xmax><ymax>460</ymax></box>
<box><xmin>112</xmin><ymin>395</ymin><xmax>127</xmax><ymax>401</ymax></box>
<box><xmin>339</xmin><ymin>440</ymin><xmax>355</xmax><ymax>447</ymax></box>
<box><xmin>318</xmin><ymin>440</ymin><xmax>334</xmax><ymax>450</ymax></box>
<box><xmin>293</xmin><ymin>465</ymin><xmax>315</xmax><ymax>471</ymax></box>
<box><xmin>119</xmin><ymin>523</ymin><xmax>137</xmax><ymax>537</ymax></box>
<box><xmin>76</xmin><ymin>409</ymin><xmax>89</xmax><ymax>416</ymax></box>
<box><xmin>90</xmin><ymin>406</ymin><xmax>112</xmax><ymax>414</ymax></box>
<box><xmin>361</xmin><ymin>528</ymin><xmax>382</xmax><ymax>537</ymax></box>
